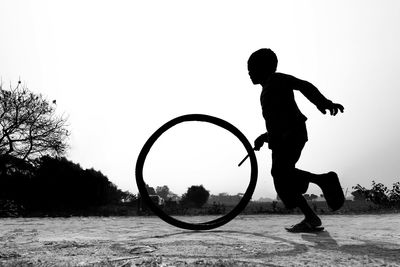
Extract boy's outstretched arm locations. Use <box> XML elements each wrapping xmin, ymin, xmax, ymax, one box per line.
<box><xmin>290</xmin><ymin>75</ymin><xmax>344</xmax><ymax>115</ymax></box>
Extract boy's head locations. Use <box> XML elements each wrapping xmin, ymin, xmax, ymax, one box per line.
<box><xmin>248</xmin><ymin>48</ymin><xmax>278</xmax><ymax>85</ymax></box>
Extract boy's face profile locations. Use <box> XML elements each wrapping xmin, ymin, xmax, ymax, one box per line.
<box><xmin>248</xmin><ymin>62</ymin><xmax>267</xmax><ymax>85</ymax></box>
<box><xmin>248</xmin><ymin>48</ymin><xmax>278</xmax><ymax>85</ymax></box>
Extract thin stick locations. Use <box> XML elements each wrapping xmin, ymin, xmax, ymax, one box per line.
<box><xmin>238</xmin><ymin>154</ymin><xmax>249</xmax><ymax>167</ymax></box>
<box><xmin>238</xmin><ymin>146</ymin><xmax>258</xmax><ymax>167</ymax></box>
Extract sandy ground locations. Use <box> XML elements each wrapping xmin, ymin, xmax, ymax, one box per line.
<box><xmin>0</xmin><ymin>214</ymin><xmax>399</xmax><ymax>266</ymax></box>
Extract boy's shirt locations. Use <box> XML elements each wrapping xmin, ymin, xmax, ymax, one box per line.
<box><xmin>261</xmin><ymin>72</ymin><xmax>330</xmax><ymax>149</ymax></box>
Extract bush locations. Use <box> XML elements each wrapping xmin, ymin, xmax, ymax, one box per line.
<box><xmin>352</xmin><ymin>181</ymin><xmax>400</xmax><ymax>207</ymax></box>
<box><xmin>181</xmin><ymin>185</ymin><xmax>210</xmax><ymax>208</ymax></box>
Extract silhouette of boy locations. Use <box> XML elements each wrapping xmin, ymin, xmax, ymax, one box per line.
<box><xmin>248</xmin><ymin>48</ymin><xmax>345</xmax><ymax>232</ymax></box>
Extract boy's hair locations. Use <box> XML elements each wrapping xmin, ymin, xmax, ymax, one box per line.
<box><xmin>248</xmin><ymin>48</ymin><xmax>278</xmax><ymax>75</ymax></box>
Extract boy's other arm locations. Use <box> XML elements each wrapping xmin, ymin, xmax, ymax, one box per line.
<box><xmin>254</xmin><ymin>132</ymin><xmax>268</xmax><ymax>151</ymax></box>
<box><xmin>290</xmin><ymin>75</ymin><xmax>344</xmax><ymax>116</ymax></box>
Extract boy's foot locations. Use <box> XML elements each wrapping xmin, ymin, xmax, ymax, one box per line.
<box><xmin>320</xmin><ymin>172</ymin><xmax>345</xmax><ymax>211</ymax></box>
<box><xmin>305</xmin><ymin>216</ymin><xmax>322</xmax><ymax>227</ymax></box>
<box><xmin>285</xmin><ymin>220</ymin><xmax>324</xmax><ymax>233</ymax></box>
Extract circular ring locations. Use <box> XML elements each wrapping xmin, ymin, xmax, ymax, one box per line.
<box><xmin>135</xmin><ymin>114</ymin><xmax>258</xmax><ymax>230</ymax></box>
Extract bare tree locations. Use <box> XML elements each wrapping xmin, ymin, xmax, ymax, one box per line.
<box><xmin>0</xmin><ymin>81</ymin><xmax>69</xmax><ymax>170</ymax></box>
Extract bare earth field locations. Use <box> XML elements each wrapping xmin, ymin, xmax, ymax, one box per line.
<box><xmin>0</xmin><ymin>214</ymin><xmax>399</xmax><ymax>266</ymax></box>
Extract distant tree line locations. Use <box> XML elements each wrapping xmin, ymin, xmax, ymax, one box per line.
<box><xmin>144</xmin><ymin>180</ymin><xmax>400</xmax><ymax>214</ymax></box>
<box><xmin>0</xmin><ymin>156</ymin><xmax>134</xmax><ymax>216</ymax></box>
<box><xmin>141</xmin><ymin>184</ymin><xmax>210</xmax><ymax>215</ymax></box>
<box><xmin>208</xmin><ymin>193</ymin><xmax>243</xmax><ymax>206</ymax></box>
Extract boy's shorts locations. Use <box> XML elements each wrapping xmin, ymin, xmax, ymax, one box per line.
<box><xmin>271</xmin><ymin>138</ymin><xmax>309</xmax><ymax>209</ymax></box>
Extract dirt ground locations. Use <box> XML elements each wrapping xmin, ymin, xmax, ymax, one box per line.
<box><xmin>0</xmin><ymin>214</ymin><xmax>399</xmax><ymax>266</ymax></box>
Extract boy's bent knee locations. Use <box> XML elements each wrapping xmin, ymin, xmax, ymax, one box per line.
<box><xmin>277</xmin><ymin>193</ymin><xmax>298</xmax><ymax>209</ymax></box>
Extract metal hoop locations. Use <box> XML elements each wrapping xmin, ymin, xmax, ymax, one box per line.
<box><xmin>135</xmin><ymin>114</ymin><xmax>257</xmax><ymax>230</ymax></box>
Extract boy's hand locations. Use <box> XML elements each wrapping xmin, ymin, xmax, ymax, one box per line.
<box><xmin>318</xmin><ymin>102</ymin><xmax>344</xmax><ymax>116</ymax></box>
<box><xmin>254</xmin><ymin>133</ymin><xmax>268</xmax><ymax>151</ymax></box>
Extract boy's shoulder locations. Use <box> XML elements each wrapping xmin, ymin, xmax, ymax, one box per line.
<box><xmin>271</xmin><ymin>72</ymin><xmax>298</xmax><ymax>86</ymax></box>
<box><xmin>273</xmin><ymin>72</ymin><xmax>296</xmax><ymax>80</ymax></box>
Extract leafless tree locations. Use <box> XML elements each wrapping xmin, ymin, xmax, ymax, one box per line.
<box><xmin>0</xmin><ymin>81</ymin><xmax>69</xmax><ymax>170</ymax></box>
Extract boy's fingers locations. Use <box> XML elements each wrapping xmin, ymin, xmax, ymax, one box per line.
<box><xmin>335</xmin><ymin>103</ymin><xmax>344</xmax><ymax>113</ymax></box>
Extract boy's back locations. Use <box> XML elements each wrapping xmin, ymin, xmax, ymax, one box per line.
<box><xmin>260</xmin><ymin>72</ymin><xmax>308</xmax><ymax>148</ymax></box>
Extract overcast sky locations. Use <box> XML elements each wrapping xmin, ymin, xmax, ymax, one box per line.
<box><xmin>1</xmin><ymin>0</ymin><xmax>400</xmax><ymax>199</ymax></box>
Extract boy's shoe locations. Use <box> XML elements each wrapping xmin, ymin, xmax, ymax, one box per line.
<box><xmin>320</xmin><ymin>172</ymin><xmax>345</xmax><ymax>211</ymax></box>
<box><xmin>285</xmin><ymin>220</ymin><xmax>324</xmax><ymax>233</ymax></box>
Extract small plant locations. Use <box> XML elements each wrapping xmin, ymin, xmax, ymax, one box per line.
<box><xmin>352</xmin><ymin>180</ymin><xmax>400</xmax><ymax>207</ymax></box>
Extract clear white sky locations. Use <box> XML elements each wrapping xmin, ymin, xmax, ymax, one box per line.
<box><xmin>1</xmin><ymin>0</ymin><xmax>400</xmax><ymax>199</ymax></box>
